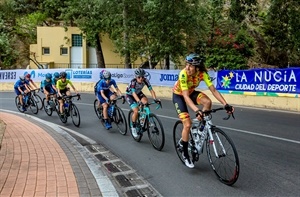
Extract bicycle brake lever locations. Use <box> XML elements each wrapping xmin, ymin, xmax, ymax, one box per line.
<box><xmin>231</xmin><ymin>113</ymin><xmax>235</xmax><ymax>119</ymax></box>
<box><xmin>223</xmin><ymin>114</ymin><xmax>231</xmax><ymax>120</ymax></box>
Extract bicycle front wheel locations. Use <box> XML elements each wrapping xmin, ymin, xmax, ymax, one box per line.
<box><xmin>206</xmin><ymin>127</ymin><xmax>240</xmax><ymax>186</ymax></box>
<box><xmin>28</xmin><ymin>98</ymin><xmax>39</xmax><ymax>114</ymax></box>
<box><xmin>33</xmin><ymin>94</ymin><xmax>43</xmax><ymax>110</ymax></box>
<box><xmin>43</xmin><ymin>98</ymin><xmax>53</xmax><ymax>116</ymax></box>
<box><xmin>114</xmin><ymin>106</ymin><xmax>127</xmax><ymax>135</ymax></box>
<box><xmin>147</xmin><ymin>113</ymin><xmax>165</xmax><ymax>151</ymax></box>
<box><xmin>70</xmin><ymin>104</ymin><xmax>81</xmax><ymax>127</ymax></box>
<box><xmin>15</xmin><ymin>96</ymin><xmax>24</xmax><ymax>113</ymax></box>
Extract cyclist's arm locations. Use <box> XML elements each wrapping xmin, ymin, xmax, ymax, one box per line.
<box><xmin>100</xmin><ymin>90</ymin><xmax>109</xmax><ymax>101</ymax></box>
<box><xmin>56</xmin><ymin>81</ymin><xmax>62</xmax><ymax>97</ymax></box>
<box><xmin>68</xmin><ymin>80</ymin><xmax>78</xmax><ymax>94</ymax></box>
<box><xmin>30</xmin><ymin>80</ymin><xmax>38</xmax><ymax>89</ymax></box>
<box><xmin>115</xmin><ymin>87</ymin><xmax>122</xmax><ymax>97</ymax></box>
<box><xmin>149</xmin><ymin>89</ymin><xmax>157</xmax><ymax>100</ymax></box>
<box><xmin>208</xmin><ymin>85</ymin><xmax>227</xmax><ymax>106</ymax></box>
<box><xmin>132</xmin><ymin>91</ymin><xmax>141</xmax><ymax>103</ymax></box>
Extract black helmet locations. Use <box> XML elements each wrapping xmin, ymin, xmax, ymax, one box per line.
<box><xmin>60</xmin><ymin>71</ymin><xmax>67</xmax><ymax>78</ymax></box>
<box><xmin>134</xmin><ymin>68</ymin><xmax>146</xmax><ymax>77</ymax></box>
<box><xmin>186</xmin><ymin>53</ymin><xmax>206</xmax><ymax>67</ymax></box>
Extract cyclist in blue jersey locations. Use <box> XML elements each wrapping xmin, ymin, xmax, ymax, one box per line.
<box><xmin>52</xmin><ymin>72</ymin><xmax>60</xmax><ymax>86</ymax></box>
<box><xmin>96</xmin><ymin>70</ymin><xmax>123</xmax><ymax>129</ymax></box>
<box><xmin>41</xmin><ymin>73</ymin><xmax>57</xmax><ymax>108</ymax></box>
<box><xmin>125</xmin><ymin>68</ymin><xmax>160</xmax><ymax>137</ymax></box>
<box><xmin>14</xmin><ymin>76</ymin><xmax>31</xmax><ymax>111</ymax></box>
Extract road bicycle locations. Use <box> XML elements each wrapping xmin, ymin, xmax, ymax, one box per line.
<box><xmin>173</xmin><ymin>107</ymin><xmax>239</xmax><ymax>186</ymax></box>
<box><xmin>15</xmin><ymin>89</ymin><xmax>39</xmax><ymax>114</ymax></box>
<box><xmin>29</xmin><ymin>88</ymin><xmax>43</xmax><ymax>110</ymax></box>
<box><xmin>58</xmin><ymin>94</ymin><xmax>81</xmax><ymax>127</ymax></box>
<box><xmin>43</xmin><ymin>93</ymin><xmax>59</xmax><ymax>116</ymax></box>
<box><xmin>128</xmin><ymin>101</ymin><xmax>165</xmax><ymax>151</ymax></box>
<box><xmin>94</xmin><ymin>96</ymin><xmax>127</xmax><ymax>135</ymax></box>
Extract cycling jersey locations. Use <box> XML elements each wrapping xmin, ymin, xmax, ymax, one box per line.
<box><xmin>96</xmin><ymin>79</ymin><xmax>118</xmax><ymax>92</ymax></box>
<box><xmin>14</xmin><ymin>80</ymin><xmax>29</xmax><ymax>89</ymax></box>
<box><xmin>173</xmin><ymin>69</ymin><xmax>212</xmax><ymax>95</ymax></box>
<box><xmin>126</xmin><ymin>78</ymin><xmax>152</xmax><ymax>95</ymax></box>
<box><xmin>56</xmin><ymin>79</ymin><xmax>73</xmax><ymax>90</ymax></box>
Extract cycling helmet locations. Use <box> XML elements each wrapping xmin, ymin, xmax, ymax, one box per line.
<box><xmin>102</xmin><ymin>70</ymin><xmax>111</xmax><ymax>80</ymax></box>
<box><xmin>25</xmin><ymin>73</ymin><xmax>31</xmax><ymax>78</ymax></box>
<box><xmin>185</xmin><ymin>53</ymin><xmax>206</xmax><ymax>67</ymax></box>
<box><xmin>53</xmin><ymin>72</ymin><xmax>60</xmax><ymax>78</ymax></box>
<box><xmin>134</xmin><ymin>68</ymin><xmax>146</xmax><ymax>77</ymax></box>
<box><xmin>19</xmin><ymin>75</ymin><xmax>25</xmax><ymax>81</ymax></box>
<box><xmin>99</xmin><ymin>70</ymin><xmax>105</xmax><ymax>79</ymax></box>
<box><xmin>45</xmin><ymin>73</ymin><xmax>52</xmax><ymax>80</ymax></box>
<box><xmin>60</xmin><ymin>71</ymin><xmax>67</xmax><ymax>78</ymax></box>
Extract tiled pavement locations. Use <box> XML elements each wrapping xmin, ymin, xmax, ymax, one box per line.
<box><xmin>0</xmin><ymin>112</ymin><xmax>111</xmax><ymax>197</ymax></box>
<box><xmin>0</xmin><ymin>111</ymin><xmax>162</xmax><ymax>197</ymax></box>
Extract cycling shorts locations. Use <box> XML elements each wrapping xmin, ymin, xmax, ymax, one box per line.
<box><xmin>57</xmin><ymin>88</ymin><xmax>69</xmax><ymax>100</ymax></box>
<box><xmin>44</xmin><ymin>85</ymin><xmax>56</xmax><ymax>94</ymax></box>
<box><xmin>14</xmin><ymin>87</ymin><xmax>26</xmax><ymax>96</ymax></box>
<box><xmin>125</xmin><ymin>92</ymin><xmax>146</xmax><ymax>109</ymax></box>
<box><xmin>96</xmin><ymin>90</ymin><xmax>115</xmax><ymax>104</ymax></box>
<box><xmin>172</xmin><ymin>90</ymin><xmax>206</xmax><ymax>121</ymax></box>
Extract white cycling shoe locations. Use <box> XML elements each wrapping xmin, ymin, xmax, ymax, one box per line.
<box><xmin>131</xmin><ymin>127</ymin><xmax>139</xmax><ymax>138</ymax></box>
<box><xmin>182</xmin><ymin>153</ymin><xmax>194</xmax><ymax>169</ymax></box>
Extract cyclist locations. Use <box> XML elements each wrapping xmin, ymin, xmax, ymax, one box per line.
<box><xmin>172</xmin><ymin>53</ymin><xmax>234</xmax><ymax>168</ymax></box>
<box><xmin>94</xmin><ymin>70</ymin><xmax>105</xmax><ymax>96</ymax></box>
<box><xmin>25</xmin><ymin>73</ymin><xmax>39</xmax><ymax>90</ymax></box>
<box><xmin>56</xmin><ymin>71</ymin><xmax>79</xmax><ymax>117</ymax></box>
<box><xmin>125</xmin><ymin>68</ymin><xmax>160</xmax><ymax>137</ymax></box>
<box><xmin>96</xmin><ymin>70</ymin><xmax>123</xmax><ymax>130</ymax></box>
<box><xmin>52</xmin><ymin>72</ymin><xmax>60</xmax><ymax>86</ymax></box>
<box><xmin>41</xmin><ymin>73</ymin><xmax>57</xmax><ymax>108</ymax></box>
<box><xmin>14</xmin><ymin>76</ymin><xmax>31</xmax><ymax>111</ymax></box>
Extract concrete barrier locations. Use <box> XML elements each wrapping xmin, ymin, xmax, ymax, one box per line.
<box><xmin>1</xmin><ymin>82</ymin><xmax>299</xmax><ymax>112</ymax></box>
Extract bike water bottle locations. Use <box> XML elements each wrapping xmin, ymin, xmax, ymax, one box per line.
<box><xmin>191</xmin><ymin>119</ymin><xmax>200</xmax><ymax>143</ymax></box>
<box><xmin>64</xmin><ymin>102</ymin><xmax>69</xmax><ymax>109</ymax></box>
<box><xmin>139</xmin><ymin>111</ymin><xmax>146</xmax><ymax>126</ymax></box>
<box><xmin>110</xmin><ymin>105</ymin><xmax>115</xmax><ymax>117</ymax></box>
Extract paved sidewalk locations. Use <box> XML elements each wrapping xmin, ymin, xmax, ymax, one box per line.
<box><xmin>0</xmin><ymin>112</ymin><xmax>114</xmax><ymax>197</ymax></box>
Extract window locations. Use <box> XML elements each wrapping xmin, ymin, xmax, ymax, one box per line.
<box><xmin>72</xmin><ymin>34</ymin><xmax>82</xmax><ymax>47</ymax></box>
<box><xmin>60</xmin><ymin>47</ymin><xmax>68</xmax><ymax>55</ymax></box>
<box><xmin>42</xmin><ymin>47</ymin><xmax>50</xmax><ymax>55</ymax></box>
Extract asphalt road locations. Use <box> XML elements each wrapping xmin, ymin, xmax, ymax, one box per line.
<box><xmin>1</xmin><ymin>92</ymin><xmax>300</xmax><ymax>196</ymax></box>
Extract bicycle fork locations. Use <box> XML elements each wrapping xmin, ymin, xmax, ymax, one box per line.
<box><xmin>208</xmin><ymin>125</ymin><xmax>227</xmax><ymax>158</ymax></box>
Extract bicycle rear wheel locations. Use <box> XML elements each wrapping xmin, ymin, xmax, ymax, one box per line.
<box><xmin>173</xmin><ymin>120</ymin><xmax>185</xmax><ymax>164</ymax></box>
<box><xmin>70</xmin><ymin>104</ymin><xmax>81</xmax><ymax>127</ymax></box>
<box><xmin>15</xmin><ymin>96</ymin><xmax>24</xmax><ymax>113</ymax></box>
<box><xmin>114</xmin><ymin>106</ymin><xmax>127</xmax><ymax>135</ymax></box>
<box><xmin>147</xmin><ymin>113</ymin><xmax>165</xmax><ymax>151</ymax></box>
<box><xmin>43</xmin><ymin>98</ymin><xmax>53</xmax><ymax>116</ymax></box>
<box><xmin>127</xmin><ymin>109</ymin><xmax>142</xmax><ymax>142</ymax></box>
<box><xmin>206</xmin><ymin>127</ymin><xmax>239</xmax><ymax>186</ymax></box>
<box><xmin>33</xmin><ymin>94</ymin><xmax>43</xmax><ymax>110</ymax></box>
<box><xmin>28</xmin><ymin>98</ymin><xmax>38</xmax><ymax>114</ymax></box>
<box><xmin>94</xmin><ymin>99</ymin><xmax>101</xmax><ymax>119</ymax></box>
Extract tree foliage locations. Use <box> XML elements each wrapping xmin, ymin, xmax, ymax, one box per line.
<box><xmin>0</xmin><ymin>0</ymin><xmax>300</xmax><ymax>69</ymax></box>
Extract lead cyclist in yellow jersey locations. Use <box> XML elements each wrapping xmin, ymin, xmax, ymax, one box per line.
<box><xmin>172</xmin><ymin>53</ymin><xmax>234</xmax><ymax>168</ymax></box>
<box><xmin>56</xmin><ymin>71</ymin><xmax>79</xmax><ymax>116</ymax></box>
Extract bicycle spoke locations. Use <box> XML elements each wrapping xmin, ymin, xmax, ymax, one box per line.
<box><xmin>147</xmin><ymin>113</ymin><xmax>165</xmax><ymax>151</ymax></box>
<box><xmin>71</xmin><ymin>104</ymin><xmax>81</xmax><ymax>127</ymax></box>
<box><xmin>206</xmin><ymin>127</ymin><xmax>239</xmax><ymax>186</ymax></box>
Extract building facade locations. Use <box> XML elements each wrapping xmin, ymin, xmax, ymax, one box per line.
<box><xmin>29</xmin><ymin>26</ymin><xmax>139</xmax><ymax>69</ymax></box>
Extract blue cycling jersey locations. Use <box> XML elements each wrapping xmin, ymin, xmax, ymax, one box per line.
<box><xmin>14</xmin><ymin>80</ymin><xmax>29</xmax><ymax>89</ymax></box>
<box><xmin>96</xmin><ymin>79</ymin><xmax>118</xmax><ymax>92</ymax></box>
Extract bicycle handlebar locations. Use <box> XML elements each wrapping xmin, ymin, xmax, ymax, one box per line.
<box><xmin>62</xmin><ymin>94</ymin><xmax>81</xmax><ymax>101</ymax></box>
<box><xmin>197</xmin><ymin>107</ymin><xmax>235</xmax><ymax>120</ymax></box>
<box><xmin>109</xmin><ymin>96</ymin><xmax>126</xmax><ymax>104</ymax></box>
<box><xmin>139</xmin><ymin>100</ymin><xmax>162</xmax><ymax>110</ymax></box>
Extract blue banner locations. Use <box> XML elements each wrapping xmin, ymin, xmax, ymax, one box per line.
<box><xmin>216</xmin><ymin>68</ymin><xmax>300</xmax><ymax>94</ymax></box>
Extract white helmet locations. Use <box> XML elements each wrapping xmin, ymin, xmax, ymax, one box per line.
<box><xmin>102</xmin><ymin>70</ymin><xmax>111</xmax><ymax>79</ymax></box>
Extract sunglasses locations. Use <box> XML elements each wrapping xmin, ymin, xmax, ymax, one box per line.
<box><xmin>105</xmin><ymin>77</ymin><xmax>111</xmax><ymax>81</ymax></box>
<box><xmin>137</xmin><ymin>76</ymin><xmax>144</xmax><ymax>79</ymax></box>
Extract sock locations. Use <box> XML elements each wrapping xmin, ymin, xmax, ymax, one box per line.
<box><xmin>132</xmin><ymin>122</ymin><xmax>136</xmax><ymax>128</ymax></box>
<box><xmin>182</xmin><ymin>141</ymin><xmax>189</xmax><ymax>159</ymax></box>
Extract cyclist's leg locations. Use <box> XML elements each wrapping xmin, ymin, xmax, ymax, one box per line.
<box><xmin>140</xmin><ymin>92</ymin><xmax>148</xmax><ymax>104</ymax></box>
<box><xmin>96</xmin><ymin>92</ymin><xmax>102</xmax><ymax>110</ymax></box>
<box><xmin>109</xmin><ymin>90</ymin><xmax>117</xmax><ymax>100</ymax></box>
<box><xmin>58</xmin><ymin>88</ymin><xmax>67</xmax><ymax>114</ymax></box>
<box><xmin>172</xmin><ymin>93</ymin><xmax>194</xmax><ymax>168</ymax></box>
<box><xmin>191</xmin><ymin>90</ymin><xmax>212</xmax><ymax>112</ymax></box>
<box><xmin>99</xmin><ymin>91</ymin><xmax>112</xmax><ymax>129</ymax></box>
